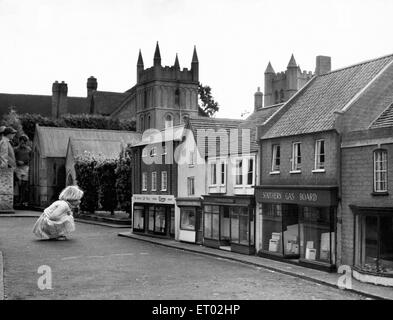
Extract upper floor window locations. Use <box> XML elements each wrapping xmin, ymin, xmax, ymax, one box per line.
<box><xmin>291</xmin><ymin>142</ymin><xmax>301</xmax><ymax>171</ymax></box>
<box><xmin>189</xmin><ymin>150</ymin><xmax>195</xmax><ymax>167</ymax></box>
<box><xmin>161</xmin><ymin>171</ymin><xmax>168</xmax><ymax>191</ymax></box>
<box><xmin>151</xmin><ymin>172</ymin><xmax>157</xmax><ymax>191</ymax></box>
<box><xmin>271</xmin><ymin>145</ymin><xmax>280</xmax><ymax>172</ymax></box>
<box><xmin>209</xmin><ymin>159</ymin><xmax>226</xmax><ymax>186</ymax></box>
<box><xmin>220</xmin><ymin>162</ymin><xmax>226</xmax><ymax>185</ymax></box>
<box><xmin>374</xmin><ymin>150</ymin><xmax>387</xmax><ymax>193</ymax></box>
<box><xmin>175</xmin><ymin>88</ymin><xmax>180</xmax><ymax>106</ymax></box>
<box><xmin>236</xmin><ymin>159</ymin><xmax>243</xmax><ymax>185</ymax></box>
<box><xmin>142</xmin><ymin>172</ymin><xmax>147</xmax><ymax>191</ymax></box>
<box><xmin>315</xmin><ymin>140</ymin><xmax>325</xmax><ymax>170</ymax></box>
<box><xmin>211</xmin><ymin>162</ymin><xmax>217</xmax><ymax>185</ymax></box>
<box><xmin>187</xmin><ymin>177</ymin><xmax>195</xmax><ymax>196</ymax></box>
<box><xmin>165</xmin><ymin>114</ymin><xmax>173</xmax><ymax>128</ymax></box>
<box><xmin>247</xmin><ymin>158</ymin><xmax>254</xmax><ymax>185</ymax></box>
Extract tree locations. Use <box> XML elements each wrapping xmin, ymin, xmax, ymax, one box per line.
<box><xmin>198</xmin><ymin>83</ymin><xmax>219</xmax><ymax>117</ymax></box>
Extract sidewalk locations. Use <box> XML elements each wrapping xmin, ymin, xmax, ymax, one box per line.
<box><xmin>118</xmin><ymin>231</ymin><xmax>393</xmax><ymax>300</ymax></box>
<box><xmin>0</xmin><ymin>210</ymin><xmax>130</xmax><ymax>228</ymax></box>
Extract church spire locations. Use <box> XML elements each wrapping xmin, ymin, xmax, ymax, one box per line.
<box><xmin>154</xmin><ymin>41</ymin><xmax>161</xmax><ymax>66</ymax></box>
<box><xmin>174</xmin><ymin>53</ymin><xmax>180</xmax><ymax>70</ymax></box>
<box><xmin>265</xmin><ymin>61</ymin><xmax>275</xmax><ymax>74</ymax></box>
<box><xmin>192</xmin><ymin>45</ymin><xmax>198</xmax><ymax>63</ymax></box>
<box><xmin>137</xmin><ymin>49</ymin><xmax>144</xmax><ymax>67</ymax></box>
<box><xmin>287</xmin><ymin>54</ymin><xmax>297</xmax><ymax>68</ymax></box>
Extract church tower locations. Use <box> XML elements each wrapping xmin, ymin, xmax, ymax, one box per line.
<box><xmin>134</xmin><ymin>42</ymin><xmax>200</xmax><ymax>132</ymax></box>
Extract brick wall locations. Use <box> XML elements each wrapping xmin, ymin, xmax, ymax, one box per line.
<box><xmin>0</xmin><ymin>168</ymin><xmax>14</xmax><ymax>212</ymax></box>
<box><xmin>341</xmin><ymin>142</ymin><xmax>393</xmax><ymax>265</ymax></box>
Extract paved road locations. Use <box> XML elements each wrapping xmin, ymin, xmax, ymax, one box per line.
<box><xmin>0</xmin><ymin>217</ymin><xmax>367</xmax><ymax>300</ymax></box>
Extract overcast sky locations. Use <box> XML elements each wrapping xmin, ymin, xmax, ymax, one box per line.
<box><xmin>0</xmin><ymin>0</ymin><xmax>392</xmax><ymax>118</ymax></box>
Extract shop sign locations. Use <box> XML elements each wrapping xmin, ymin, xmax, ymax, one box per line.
<box><xmin>133</xmin><ymin>194</ymin><xmax>176</xmax><ymax>204</ymax></box>
<box><xmin>255</xmin><ymin>188</ymin><xmax>337</xmax><ymax>206</ymax></box>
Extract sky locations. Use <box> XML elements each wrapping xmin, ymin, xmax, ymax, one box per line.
<box><xmin>0</xmin><ymin>0</ymin><xmax>392</xmax><ymax>119</ymax></box>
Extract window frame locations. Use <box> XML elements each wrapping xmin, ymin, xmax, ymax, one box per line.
<box><xmin>313</xmin><ymin>139</ymin><xmax>326</xmax><ymax>172</ymax></box>
<box><xmin>373</xmin><ymin>149</ymin><xmax>388</xmax><ymax>193</ymax></box>
<box><xmin>142</xmin><ymin>172</ymin><xmax>148</xmax><ymax>191</ymax></box>
<box><xmin>151</xmin><ymin>171</ymin><xmax>157</xmax><ymax>191</ymax></box>
<box><xmin>291</xmin><ymin>142</ymin><xmax>302</xmax><ymax>172</ymax></box>
<box><xmin>271</xmin><ymin>144</ymin><xmax>281</xmax><ymax>173</ymax></box>
<box><xmin>187</xmin><ymin>176</ymin><xmax>195</xmax><ymax>196</ymax></box>
<box><xmin>161</xmin><ymin>171</ymin><xmax>168</xmax><ymax>191</ymax></box>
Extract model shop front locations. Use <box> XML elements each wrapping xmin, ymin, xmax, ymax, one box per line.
<box><xmin>255</xmin><ymin>186</ymin><xmax>338</xmax><ymax>271</ymax></box>
<box><xmin>132</xmin><ymin>194</ymin><xmax>177</xmax><ymax>239</ymax></box>
<box><xmin>202</xmin><ymin>195</ymin><xmax>255</xmax><ymax>255</ymax></box>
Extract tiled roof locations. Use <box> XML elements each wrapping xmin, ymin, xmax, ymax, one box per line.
<box><xmin>91</xmin><ymin>91</ymin><xmax>129</xmax><ymax>115</ymax></box>
<box><xmin>370</xmin><ymin>102</ymin><xmax>393</xmax><ymax>129</ymax></box>
<box><xmin>0</xmin><ymin>93</ymin><xmax>89</xmax><ymax>118</ymax></box>
<box><xmin>68</xmin><ymin>138</ymin><xmax>123</xmax><ymax>160</ymax></box>
<box><xmin>262</xmin><ymin>54</ymin><xmax>393</xmax><ymax>139</ymax></box>
<box><xmin>36</xmin><ymin>126</ymin><xmax>141</xmax><ymax>158</ymax></box>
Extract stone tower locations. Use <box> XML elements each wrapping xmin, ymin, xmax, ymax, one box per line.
<box><xmin>134</xmin><ymin>42</ymin><xmax>200</xmax><ymax>132</ymax></box>
<box><xmin>263</xmin><ymin>54</ymin><xmax>315</xmax><ymax>108</ymax></box>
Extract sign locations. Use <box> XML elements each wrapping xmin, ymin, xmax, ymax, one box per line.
<box><xmin>255</xmin><ymin>187</ymin><xmax>337</xmax><ymax>207</ymax></box>
<box><xmin>132</xmin><ymin>194</ymin><xmax>176</xmax><ymax>205</ymax></box>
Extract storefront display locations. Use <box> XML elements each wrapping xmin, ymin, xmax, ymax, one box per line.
<box><xmin>176</xmin><ymin>197</ymin><xmax>203</xmax><ymax>244</ymax></box>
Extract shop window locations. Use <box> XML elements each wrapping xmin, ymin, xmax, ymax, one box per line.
<box><xmin>161</xmin><ymin>171</ymin><xmax>167</xmax><ymax>191</ymax></box>
<box><xmin>291</xmin><ymin>142</ymin><xmax>302</xmax><ymax>171</ymax></box>
<box><xmin>187</xmin><ymin>177</ymin><xmax>195</xmax><ymax>196</ymax></box>
<box><xmin>271</xmin><ymin>145</ymin><xmax>280</xmax><ymax>172</ymax></box>
<box><xmin>374</xmin><ymin>149</ymin><xmax>387</xmax><ymax>193</ymax></box>
<box><xmin>356</xmin><ymin>214</ymin><xmax>393</xmax><ymax>274</ymax></box>
<box><xmin>204</xmin><ymin>205</ymin><xmax>220</xmax><ymax>240</ymax></box>
<box><xmin>165</xmin><ymin>114</ymin><xmax>173</xmax><ymax>128</ymax></box>
<box><xmin>142</xmin><ymin>172</ymin><xmax>147</xmax><ymax>191</ymax></box>
<box><xmin>220</xmin><ymin>206</ymin><xmax>230</xmax><ymax>241</ymax></box>
<box><xmin>133</xmin><ymin>205</ymin><xmax>145</xmax><ymax>231</ymax></box>
<box><xmin>299</xmin><ymin>206</ymin><xmax>335</xmax><ymax>264</ymax></box>
<box><xmin>230</xmin><ymin>207</ymin><xmax>254</xmax><ymax>246</ymax></box>
<box><xmin>180</xmin><ymin>208</ymin><xmax>196</xmax><ymax>231</ymax></box>
<box><xmin>314</xmin><ymin>140</ymin><xmax>325</xmax><ymax>170</ymax></box>
<box><xmin>170</xmin><ymin>207</ymin><xmax>175</xmax><ymax>236</ymax></box>
<box><xmin>235</xmin><ymin>159</ymin><xmax>243</xmax><ymax>185</ymax></box>
<box><xmin>148</xmin><ymin>205</ymin><xmax>155</xmax><ymax>231</ymax></box>
<box><xmin>262</xmin><ymin>204</ymin><xmax>299</xmax><ymax>256</ymax></box>
<box><xmin>155</xmin><ymin>206</ymin><xmax>166</xmax><ymax>233</ymax></box>
<box><xmin>151</xmin><ymin>172</ymin><xmax>157</xmax><ymax>191</ymax></box>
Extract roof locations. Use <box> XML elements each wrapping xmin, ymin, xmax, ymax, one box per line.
<box><xmin>262</xmin><ymin>54</ymin><xmax>393</xmax><ymax>139</ymax></box>
<box><xmin>370</xmin><ymin>102</ymin><xmax>393</xmax><ymax>129</ymax></box>
<box><xmin>36</xmin><ymin>126</ymin><xmax>141</xmax><ymax>158</ymax></box>
<box><xmin>132</xmin><ymin>125</ymin><xmax>185</xmax><ymax>147</ymax></box>
<box><xmin>67</xmin><ymin>138</ymin><xmax>123</xmax><ymax>160</ymax></box>
<box><xmin>91</xmin><ymin>91</ymin><xmax>129</xmax><ymax>115</ymax></box>
<box><xmin>0</xmin><ymin>92</ymin><xmax>89</xmax><ymax>118</ymax></box>
<box><xmin>187</xmin><ymin>117</ymin><xmax>244</xmax><ymax>157</ymax></box>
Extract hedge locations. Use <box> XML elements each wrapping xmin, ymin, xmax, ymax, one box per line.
<box><xmin>115</xmin><ymin>145</ymin><xmax>133</xmax><ymax>216</ymax></box>
<box><xmin>95</xmin><ymin>158</ymin><xmax>118</xmax><ymax>215</ymax></box>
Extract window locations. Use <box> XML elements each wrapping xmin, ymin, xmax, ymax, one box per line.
<box><xmin>180</xmin><ymin>208</ymin><xmax>196</xmax><ymax>231</ymax></box>
<box><xmin>189</xmin><ymin>150</ymin><xmax>195</xmax><ymax>166</ymax></box>
<box><xmin>165</xmin><ymin>114</ymin><xmax>173</xmax><ymax>128</ymax></box>
<box><xmin>151</xmin><ymin>172</ymin><xmax>157</xmax><ymax>191</ymax></box>
<box><xmin>220</xmin><ymin>162</ymin><xmax>226</xmax><ymax>185</ymax></box>
<box><xmin>291</xmin><ymin>142</ymin><xmax>301</xmax><ymax>171</ymax></box>
<box><xmin>374</xmin><ymin>150</ymin><xmax>387</xmax><ymax>192</ymax></box>
<box><xmin>204</xmin><ymin>205</ymin><xmax>220</xmax><ymax>240</ymax></box>
<box><xmin>236</xmin><ymin>159</ymin><xmax>243</xmax><ymax>185</ymax></box>
<box><xmin>175</xmin><ymin>88</ymin><xmax>180</xmax><ymax>106</ymax></box>
<box><xmin>315</xmin><ymin>140</ymin><xmax>325</xmax><ymax>170</ymax></box>
<box><xmin>142</xmin><ymin>172</ymin><xmax>147</xmax><ymax>191</ymax></box>
<box><xmin>230</xmin><ymin>207</ymin><xmax>254</xmax><ymax>245</ymax></box>
<box><xmin>271</xmin><ymin>145</ymin><xmax>280</xmax><ymax>172</ymax></box>
<box><xmin>133</xmin><ymin>205</ymin><xmax>145</xmax><ymax>231</ymax></box>
<box><xmin>210</xmin><ymin>163</ymin><xmax>217</xmax><ymax>185</ymax></box>
<box><xmin>247</xmin><ymin>158</ymin><xmax>254</xmax><ymax>185</ymax></box>
<box><xmin>187</xmin><ymin>177</ymin><xmax>195</xmax><ymax>196</ymax></box>
<box><xmin>161</xmin><ymin>171</ymin><xmax>168</xmax><ymax>191</ymax></box>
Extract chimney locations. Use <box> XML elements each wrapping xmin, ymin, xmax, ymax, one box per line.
<box><xmin>51</xmin><ymin>81</ymin><xmax>60</xmax><ymax>118</ymax></box>
<box><xmin>315</xmin><ymin>56</ymin><xmax>331</xmax><ymax>76</ymax></box>
<box><xmin>58</xmin><ymin>81</ymin><xmax>68</xmax><ymax>116</ymax></box>
<box><xmin>87</xmin><ymin>76</ymin><xmax>97</xmax><ymax>97</ymax></box>
<box><xmin>254</xmin><ymin>87</ymin><xmax>263</xmax><ymax>111</ymax></box>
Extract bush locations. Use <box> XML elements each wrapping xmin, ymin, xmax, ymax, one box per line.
<box><xmin>74</xmin><ymin>153</ymin><xmax>99</xmax><ymax>214</ymax></box>
<box><xmin>115</xmin><ymin>145</ymin><xmax>132</xmax><ymax>216</ymax></box>
<box><xmin>95</xmin><ymin>158</ymin><xmax>118</xmax><ymax>215</ymax></box>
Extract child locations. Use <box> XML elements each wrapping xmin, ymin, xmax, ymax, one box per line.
<box><xmin>32</xmin><ymin>186</ymin><xmax>84</xmax><ymax>240</ymax></box>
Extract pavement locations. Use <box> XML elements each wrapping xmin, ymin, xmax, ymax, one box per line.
<box><xmin>0</xmin><ymin>210</ymin><xmax>392</xmax><ymax>300</ymax></box>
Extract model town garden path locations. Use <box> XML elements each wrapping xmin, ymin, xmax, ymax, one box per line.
<box><xmin>0</xmin><ymin>217</ymin><xmax>368</xmax><ymax>300</ymax></box>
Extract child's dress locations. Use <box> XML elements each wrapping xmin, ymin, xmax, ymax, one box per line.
<box><xmin>32</xmin><ymin>200</ymin><xmax>75</xmax><ymax>239</ymax></box>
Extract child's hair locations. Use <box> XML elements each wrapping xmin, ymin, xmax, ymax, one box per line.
<box><xmin>59</xmin><ymin>185</ymin><xmax>84</xmax><ymax>202</ymax></box>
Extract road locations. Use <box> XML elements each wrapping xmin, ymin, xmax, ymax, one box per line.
<box><xmin>0</xmin><ymin>217</ymin><xmax>367</xmax><ymax>300</ymax></box>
